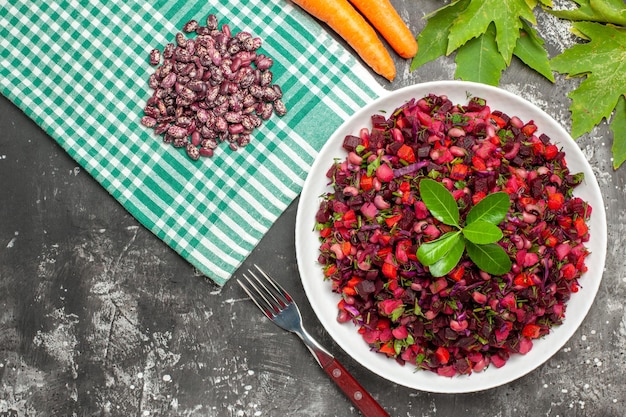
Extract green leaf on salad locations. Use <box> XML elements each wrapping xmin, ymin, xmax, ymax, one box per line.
<box><xmin>419</xmin><ymin>179</ymin><xmax>460</xmax><ymax>227</ymax></box>
<box><xmin>366</xmin><ymin>155</ymin><xmax>381</xmax><ymax>177</ymax></box>
<box><xmin>463</xmin><ymin>221</ymin><xmax>503</xmax><ymax>244</ymax></box>
<box><xmin>550</xmin><ymin>22</ymin><xmax>626</xmax><ymax>141</ymax></box>
<box><xmin>466</xmin><ymin>192</ymin><xmax>511</xmax><ymax>225</ymax></box>
<box><xmin>417</xmin><ymin>231</ymin><xmax>462</xmax><ymax>266</ymax></box>
<box><xmin>391</xmin><ymin>305</ymin><xmax>405</xmax><ymax>322</ymax></box>
<box><xmin>417</xmin><ymin>180</ymin><xmax>513</xmax><ymax>276</ymax></box>
<box><xmin>394</xmin><ymin>334</ymin><xmax>416</xmax><ymax>355</ymax></box>
<box><xmin>466</xmin><ymin>242</ymin><xmax>512</xmax><ymax>275</ymax></box>
<box><xmin>611</xmin><ymin>95</ymin><xmax>626</xmax><ymax>169</ymax></box>
<box><xmin>428</xmin><ymin>236</ymin><xmax>466</xmax><ymax>277</ymax></box>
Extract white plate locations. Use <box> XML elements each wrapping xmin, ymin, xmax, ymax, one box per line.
<box><xmin>295</xmin><ymin>81</ymin><xmax>607</xmax><ymax>393</ymax></box>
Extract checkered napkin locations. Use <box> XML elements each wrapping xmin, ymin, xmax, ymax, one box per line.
<box><xmin>0</xmin><ymin>0</ymin><xmax>384</xmax><ymax>285</ymax></box>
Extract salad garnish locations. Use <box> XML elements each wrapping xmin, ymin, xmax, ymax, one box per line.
<box><xmin>416</xmin><ymin>178</ymin><xmax>512</xmax><ymax>277</ymax></box>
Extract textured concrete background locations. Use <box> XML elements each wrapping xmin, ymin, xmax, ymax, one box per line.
<box><xmin>1</xmin><ymin>1</ymin><xmax>625</xmax><ymax>416</ymax></box>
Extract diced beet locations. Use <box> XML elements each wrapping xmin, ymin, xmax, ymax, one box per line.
<box><xmin>368</xmin><ymin>128</ymin><xmax>386</xmax><ymax>150</ymax></box>
<box><xmin>342</xmin><ymin>134</ymin><xmax>361</xmax><ymax>151</ymax></box>
<box><xmin>371</xmin><ymin>114</ymin><xmax>387</xmax><ymax>129</ymax></box>
<box><xmin>466</xmin><ymin>96</ymin><xmax>487</xmax><ymax>112</ymax></box>
<box><xmin>473</xmin><ymin>176</ymin><xmax>491</xmax><ymax>194</ymax></box>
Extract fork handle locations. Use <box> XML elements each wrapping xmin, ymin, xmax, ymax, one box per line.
<box><xmin>322</xmin><ymin>358</ymin><xmax>390</xmax><ymax>417</ymax></box>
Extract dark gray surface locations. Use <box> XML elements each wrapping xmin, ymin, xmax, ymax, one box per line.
<box><xmin>1</xmin><ymin>1</ymin><xmax>625</xmax><ymax>416</ymax></box>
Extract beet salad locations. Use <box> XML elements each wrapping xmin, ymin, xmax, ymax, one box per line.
<box><xmin>314</xmin><ymin>93</ymin><xmax>592</xmax><ymax>377</ymax></box>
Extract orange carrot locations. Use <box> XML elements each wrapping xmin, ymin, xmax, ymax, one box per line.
<box><xmin>290</xmin><ymin>0</ymin><xmax>396</xmax><ymax>81</ymax></box>
<box><xmin>348</xmin><ymin>0</ymin><xmax>418</xmax><ymax>59</ymax></box>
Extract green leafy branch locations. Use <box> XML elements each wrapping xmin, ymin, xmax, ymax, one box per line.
<box><xmin>416</xmin><ymin>179</ymin><xmax>512</xmax><ymax>277</ymax></box>
<box><xmin>546</xmin><ymin>0</ymin><xmax>626</xmax><ymax>169</ymax></box>
<box><xmin>411</xmin><ymin>0</ymin><xmax>554</xmax><ymax>86</ymax></box>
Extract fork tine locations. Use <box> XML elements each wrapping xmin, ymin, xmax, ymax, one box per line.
<box><xmin>252</xmin><ymin>264</ymin><xmax>293</xmax><ymax>304</ymax></box>
<box><xmin>237</xmin><ymin>276</ymin><xmax>276</xmax><ymax>319</ymax></box>
<box><xmin>247</xmin><ymin>269</ymin><xmax>286</xmax><ymax>310</ymax></box>
<box><xmin>238</xmin><ymin>265</ymin><xmax>295</xmax><ymax>318</ymax></box>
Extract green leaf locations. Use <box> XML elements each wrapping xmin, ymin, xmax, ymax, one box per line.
<box><xmin>466</xmin><ymin>192</ymin><xmax>511</xmax><ymax>225</ymax></box>
<box><xmin>550</xmin><ymin>21</ymin><xmax>626</xmax><ymax>139</ymax></box>
<box><xmin>447</xmin><ymin>0</ymin><xmax>536</xmax><ymax>64</ymax></box>
<box><xmin>410</xmin><ymin>0</ymin><xmax>471</xmax><ymax>70</ymax></box>
<box><xmin>411</xmin><ymin>0</ymin><xmax>558</xmax><ymax>85</ymax></box>
<box><xmin>611</xmin><ymin>94</ymin><xmax>626</xmax><ymax>169</ymax></box>
<box><xmin>427</xmin><ymin>236</ymin><xmax>466</xmax><ymax>277</ymax></box>
<box><xmin>366</xmin><ymin>155</ymin><xmax>380</xmax><ymax>177</ymax></box>
<box><xmin>463</xmin><ymin>221</ymin><xmax>503</xmax><ymax>244</ymax></box>
<box><xmin>590</xmin><ymin>0</ymin><xmax>626</xmax><ymax>26</ymax></box>
<box><xmin>547</xmin><ymin>0</ymin><xmax>598</xmax><ymax>21</ymax></box>
<box><xmin>417</xmin><ymin>231</ymin><xmax>462</xmax><ymax>266</ymax></box>
<box><xmin>419</xmin><ymin>179</ymin><xmax>460</xmax><ymax>227</ymax></box>
<box><xmin>455</xmin><ymin>23</ymin><xmax>507</xmax><ymax>86</ymax></box>
<box><xmin>466</xmin><ymin>242</ymin><xmax>512</xmax><ymax>275</ymax></box>
<box><xmin>391</xmin><ymin>305</ymin><xmax>405</xmax><ymax>322</ymax></box>
<box><xmin>513</xmin><ymin>20</ymin><xmax>555</xmax><ymax>82</ymax></box>
<box><xmin>547</xmin><ymin>0</ymin><xmax>626</xmax><ymax>26</ymax></box>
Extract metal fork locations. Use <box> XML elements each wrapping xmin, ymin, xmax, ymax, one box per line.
<box><xmin>238</xmin><ymin>265</ymin><xmax>390</xmax><ymax>417</ymax></box>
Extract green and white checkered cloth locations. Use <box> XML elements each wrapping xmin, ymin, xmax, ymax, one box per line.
<box><xmin>1</xmin><ymin>0</ymin><xmax>384</xmax><ymax>285</ymax></box>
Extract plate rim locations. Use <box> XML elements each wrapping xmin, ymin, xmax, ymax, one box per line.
<box><xmin>295</xmin><ymin>80</ymin><xmax>607</xmax><ymax>393</ymax></box>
